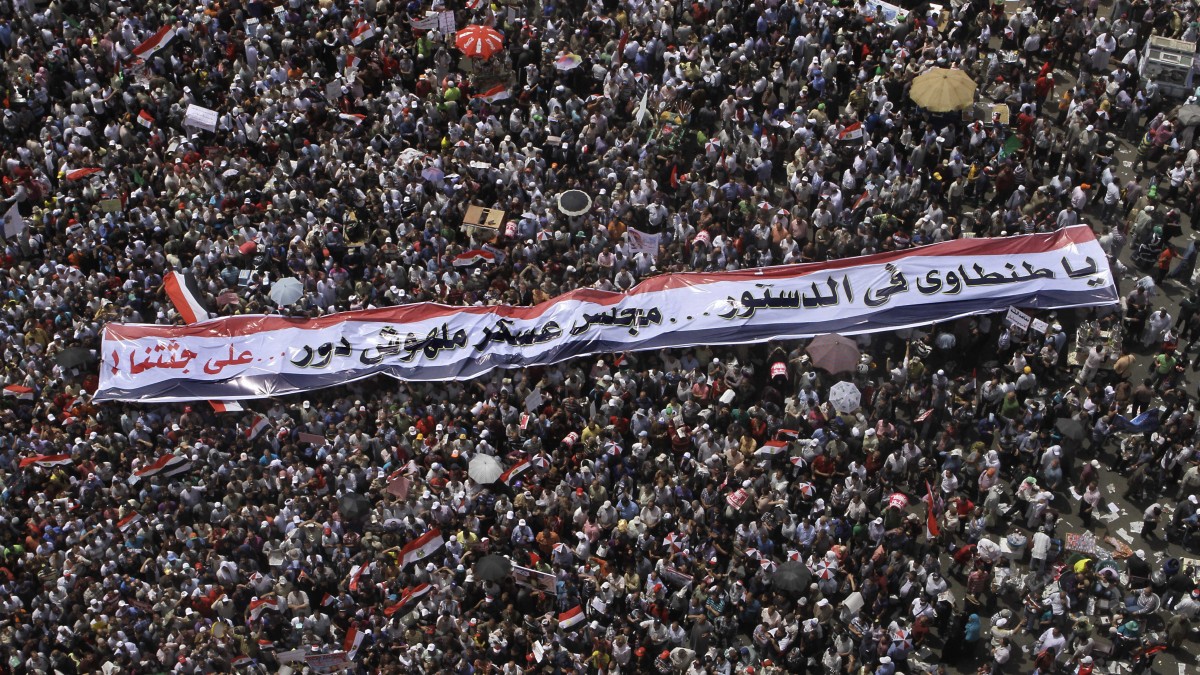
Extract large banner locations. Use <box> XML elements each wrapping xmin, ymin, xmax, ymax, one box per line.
<box><xmin>95</xmin><ymin>226</ymin><xmax>1116</xmax><ymax>402</ymax></box>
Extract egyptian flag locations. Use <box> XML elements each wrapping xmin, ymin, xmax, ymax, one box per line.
<box><xmin>838</xmin><ymin>121</ymin><xmax>864</xmax><ymax>141</ymax></box>
<box><xmin>452</xmin><ymin>249</ymin><xmax>497</xmax><ymax>267</ymax></box>
<box><xmin>210</xmin><ymin>401</ymin><xmax>243</xmax><ymax>413</ymax></box>
<box><xmin>346</xmin><ymin>563</ymin><xmax>369</xmax><ymax>592</ymax></box>
<box><xmin>755</xmin><ymin>440</ymin><xmax>788</xmax><ymax>457</ymax></box>
<box><xmin>384</xmin><ymin>583</ymin><xmax>432</xmax><ymax>616</ymax></box>
<box><xmin>163</xmin><ymin>270</ymin><xmax>212</xmax><ymax>323</ymax></box>
<box><xmin>118</xmin><ymin>512</ymin><xmax>144</xmax><ymax>532</ymax></box>
<box><xmin>339</xmin><ymin>113</ymin><xmax>366</xmax><ymax>125</ymax></box>
<box><xmin>257</xmin><ymin>639</ymin><xmax>274</xmax><ymax>650</ymax></box>
<box><xmin>777</xmin><ymin>429</ymin><xmax>799</xmax><ymax>440</ymax></box>
<box><xmin>852</xmin><ymin>190</ymin><xmax>872</xmax><ymax>211</ymax></box>
<box><xmin>321</xmin><ymin>593</ymin><xmax>338</xmax><ymax>608</ymax></box>
<box><xmin>472</xmin><ymin>84</ymin><xmax>512</xmax><ymax>102</ymax></box>
<box><xmin>128</xmin><ymin>454</ymin><xmax>191</xmax><ymax>484</ymax></box>
<box><xmin>466</xmin><ymin>0</ymin><xmax>485</xmax><ymax>8</ymax></box>
<box><xmin>345</xmin><ymin>54</ymin><xmax>361</xmax><ymax>73</ymax></box>
<box><xmin>130</xmin><ymin>25</ymin><xmax>177</xmax><ymax>61</ymax></box>
<box><xmin>3</xmin><ymin>385</ymin><xmax>33</xmax><ymax>400</ymax></box>
<box><xmin>400</xmin><ymin>529</ymin><xmax>444</xmax><ymax>566</ymax></box>
<box><xmin>247</xmin><ymin>596</ymin><xmax>283</xmax><ymax>621</ymax></box>
<box><xmin>344</xmin><ymin>625</ymin><xmax>365</xmax><ymax>659</ymax></box>
<box><xmin>18</xmin><ymin>454</ymin><xmax>72</xmax><ymax>469</ymax></box>
<box><xmin>137</xmin><ymin>110</ymin><xmax>155</xmax><ymax>128</ymax></box>
<box><xmin>350</xmin><ymin>20</ymin><xmax>376</xmax><ymax>45</ymax></box>
<box><xmin>245</xmin><ymin>415</ymin><xmax>270</xmax><ymax>440</ymax></box>
<box><xmin>558</xmin><ymin>605</ymin><xmax>585</xmax><ymax>629</ymax></box>
<box><xmin>499</xmin><ymin>459</ymin><xmax>531</xmax><ymax>485</ymax></box>
<box><xmin>925</xmin><ymin>481</ymin><xmax>941</xmax><ymax>538</ymax></box>
<box><xmin>230</xmin><ymin>656</ymin><xmax>254</xmax><ymax>668</ymax></box>
<box><xmin>64</xmin><ymin>168</ymin><xmax>102</xmax><ymax>181</ymax></box>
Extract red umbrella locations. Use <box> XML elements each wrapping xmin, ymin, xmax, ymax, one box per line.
<box><xmin>455</xmin><ymin>25</ymin><xmax>504</xmax><ymax>59</ymax></box>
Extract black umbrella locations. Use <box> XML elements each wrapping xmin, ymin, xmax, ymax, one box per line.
<box><xmin>339</xmin><ymin>493</ymin><xmax>372</xmax><ymax>523</ymax></box>
<box><xmin>556</xmin><ymin>190</ymin><xmax>592</xmax><ymax>216</ymax></box>
<box><xmin>474</xmin><ymin>554</ymin><xmax>512</xmax><ymax>581</ymax></box>
<box><xmin>55</xmin><ymin>347</ymin><xmax>96</xmax><ymax>369</ymax></box>
<box><xmin>771</xmin><ymin>561</ymin><xmax>812</xmax><ymax>593</ymax></box>
<box><xmin>1055</xmin><ymin>418</ymin><xmax>1086</xmax><ymax>441</ymax></box>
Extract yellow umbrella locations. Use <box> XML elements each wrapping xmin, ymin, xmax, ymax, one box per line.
<box><xmin>909</xmin><ymin>67</ymin><xmax>977</xmax><ymax>112</ymax></box>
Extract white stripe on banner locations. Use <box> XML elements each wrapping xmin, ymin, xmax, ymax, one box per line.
<box><xmin>94</xmin><ymin>227</ymin><xmax>1116</xmax><ymax>402</ymax></box>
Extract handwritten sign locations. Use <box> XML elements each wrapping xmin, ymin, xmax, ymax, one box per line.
<box><xmin>96</xmin><ymin>227</ymin><xmax>1117</xmax><ymax>402</ymax></box>
<box><xmin>1005</xmin><ymin>306</ymin><xmax>1031</xmax><ymax>332</ymax></box>
<box><xmin>183</xmin><ymin>104</ymin><xmax>219</xmax><ymax>132</ymax></box>
<box><xmin>1030</xmin><ymin>318</ymin><xmax>1049</xmax><ymax>334</ymax></box>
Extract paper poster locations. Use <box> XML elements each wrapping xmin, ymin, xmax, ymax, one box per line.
<box><xmin>183</xmin><ymin>104</ymin><xmax>219</xmax><ymax>132</ymax></box>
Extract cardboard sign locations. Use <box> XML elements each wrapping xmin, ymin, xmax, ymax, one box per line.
<box><xmin>298</xmin><ymin>432</ymin><xmax>326</xmax><ymax>445</ymax></box>
<box><xmin>1030</xmin><ymin>318</ymin><xmax>1049</xmax><ymax>334</ymax></box>
<box><xmin>99</xmin><ymin>198</ymin><xmax>123</xmax><ymax>213</ymax></box>
<box><xmin>463</xmin><ymin>205</ymin><xmax>505</xmax><ymax>229</ymax></box>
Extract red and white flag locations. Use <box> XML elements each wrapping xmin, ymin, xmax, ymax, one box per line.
<box><xmin>452</xmin><ymin>249</ymin><xmax>497</xmax><ymax>267</ymax></box>
<box><xmin>210</xmin><ymin>400</ymin><xmax>243</xmax><ymax>413</ymax></box>
<box><xmin>755</xmin><ymin>440</ymin><xmax>788</xmax><ymax>456</ymax></box>
<box><xmin>321</xmin><ymin>593</ymin><xmax>338</xmax><ymax>608</ymax></box>
<box><xmin>3</xmin><ymin>384</ymin><xmax>33</xmax><ymax>400</ymax></box>
<box><xmin>344</xmin><ymin>625</ymin><xmax>365</xmax><ymax>659</ymax></box>
<box><xmin>350</xmin><ymin>20</ymin><xmax>376</xmax><ymax>45</ymax></box>
<box><xmin>400</xmin><ymin>529</ymin><xmax>444</xmax><ymax>566</ymax></box>
<box><xmin>853</xmin><ymin>190</ymin><xmax>872</xmax><ymax>211</ymax></box>
<box><xmin>346</xmin><ymin>563</ymin><xmax>368</xmax><ymax>592</ymax></box>
<box><xmin>247</xmin><ymin>596</ymin><xmax>283</xmax><ymax>621</ymax></box>
<box><xmin>137</xmin><ymin>110</ymin><xmax>155</xmax><ymax>128</ymax></box>
<box><xmin>163</xmin><ymin>270</ymin><xmax>212</xmax><ymax>323</ymax></box>
<box><xmin>18</xmin><ymin>454</ymin><xmax>72</xmax><ymax>469</ymax></box>
<box><xmin>345</xmin><ymin>54</ymin><xmax>361</xmax><ymax>72</ymax></box>
<box><xmin>838</xmin><ymin>121</ymin><xmax>863</xmax><ymax>141</ymax></box>
<box><xmin>130</xmin><ymin>25</ymin><xmax>177</xmax><ymax>61</ymax></box>
<box><xmin>339</xmin><ymin>113</ymin><xmax>366</xmax><ymax>125</ymax></box>
<box><xmin>118</xmin><ymin>512</ymin><xmax>144</xmax><ymax>532</ymax></box>
<box><xmin>128</xmin><ymin>454</ymin><xmax>192</xmax><ymax>484</ymax></box>
<box><xmin>499</xmin><ymin>459</ymin><xmax>531</xmax><ymax>485</ymax></box>
<box><xmin>384</xmin><ymin>583</ymin><xmax>431</xmax><ymax>616</ymax></box>
<box><xmin>230</xmin><ymin>656</ymin><xmax>254</xmax><ymax>668</ymax></box>
<box><xmin>558</xmin><ymin>605</ymin><xmax>585</xmax><ymax>629</ymax></box>
<box><xmin>472</xmin><ymin>84</ymin><xmax>512</xmax><ymax>102</ymax></box>
<box><xmin>64</xmin><ymin>167</ymin><xmax>102</xmax><ymax>181</ymax></box>
<box><xmin>245</xmin><ymin>415</ymin><xmax>270</xmax><ymax>440</ymax></box>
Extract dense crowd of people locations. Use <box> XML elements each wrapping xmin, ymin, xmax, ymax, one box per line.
<box><xmin>5</xmin><ymin>0</ymin><xmax>1200</xmax><ymax>672</ymax></box>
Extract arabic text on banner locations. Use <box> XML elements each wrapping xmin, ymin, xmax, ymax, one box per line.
<box><xmin>94</xmin><ymin>226</ymin><xmax>1117</xmax><ymax>402</ymax></box>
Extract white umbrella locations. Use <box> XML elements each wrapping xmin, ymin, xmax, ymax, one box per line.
<box><xmin>468</xmin><ymin>454</ymin><xmax>503</xmax><ymax>484</ymax></box>
<box><xmin>828</xmin><ymin>381</ymin><xmax>861</xmax><ymax>414</ymax></box>
<box><xmin>269</xmin><ymin>278</ymin><xmax>305</xmax><ymax>306</ymax></box>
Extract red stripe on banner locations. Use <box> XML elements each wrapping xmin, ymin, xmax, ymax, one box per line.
<box><xmin>103</xmin><ymin>227</ymin><xmax>1100</xmax><ymax>340</ymax></box>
